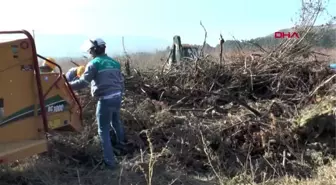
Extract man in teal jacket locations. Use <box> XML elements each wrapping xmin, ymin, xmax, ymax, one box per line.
<box><xmin>69</xmin><ymin>38</ymin><xmax>125</xmax><ymax>170</ymax></box>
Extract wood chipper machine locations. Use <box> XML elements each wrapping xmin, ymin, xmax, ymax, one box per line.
<box><xmin>0</xmin><ymin>30</ymin><xmax>83</xmax><ymax>164</ymax></box>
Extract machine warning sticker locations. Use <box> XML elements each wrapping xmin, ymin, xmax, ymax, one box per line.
<box><xmin>11</xmin><ymin>45</ymin><xmax>19</xmax><ymax>58</ymax></box>
<box><xmin>49</xmin><ymin>119</ymin><xmax>62</xmax><ymax>129</ymax></box>
<box><xmin>21</xmin><ymin>65</ymin><xmax>33</xmax><ymax>71</ymax></box>
<box><xmin>20</xmin><ymin>41</ymin><xmax>29</xmax><ymax>49</ymax></box>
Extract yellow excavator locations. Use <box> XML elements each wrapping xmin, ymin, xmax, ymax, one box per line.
<box><xmin>163</xmin><ymin>35</ymin><xmax>200</xmax><ymax>73</ymax></box>
<box><xmin>0</xmin><ymin>30</ymin><xmax>83</xmax><ymax>164</ymax></box>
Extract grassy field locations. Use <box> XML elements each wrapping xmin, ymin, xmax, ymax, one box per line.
<box><xmin>54</xmin><ymin>48</ymin><xmax>336</xmax><ymax>71</ymax></box>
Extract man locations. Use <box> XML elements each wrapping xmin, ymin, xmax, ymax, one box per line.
<box><xmin>40</xmin><ymin>57</ymin><xmax>56</xmax><ymax>72</ymax></box>
<box><xmin>66</xmin><ymin>65</ymin><xmax>86</xmax><ymax>82</ymax></box>
<box><xmin>69</xmin><ymin>38</ymin><xmax>125</xmax><ymax>170</ymax></box>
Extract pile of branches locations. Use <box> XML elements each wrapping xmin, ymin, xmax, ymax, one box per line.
<box><xmin>133</xmin><ymin>51</ymin><xmax>332</xmax><ymax>107</ymax></box>
<box><xmin>118</xmin><ymin>2</ymin><xmax>336</xmax><ymax>178</ymax></box>
<box><xmin>49</xmin><ymin>0</ymin><xmax>335</xmax><ymax>182</ymax></box>
<box><xmin>120</xmin><ymin>43</ymin><xmax>335</xmax><ymax>178</ymax></box>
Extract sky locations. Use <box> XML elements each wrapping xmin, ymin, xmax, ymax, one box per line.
<box><xmin>0</xmin><ymin>0</ymin><xmax>335</xmax><ymax>57</ymax></box>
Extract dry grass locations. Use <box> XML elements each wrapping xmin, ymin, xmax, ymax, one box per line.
<box><xmin>53</xmin><ymin>47</ymin><xmax>336</xmax><ymax>73</ymax></box>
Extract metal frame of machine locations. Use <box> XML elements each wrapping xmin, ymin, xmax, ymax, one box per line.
<box><xmin>0</xmin><ymin>30</ymin><xmax>83</xmax><ymax>164</ymax></box>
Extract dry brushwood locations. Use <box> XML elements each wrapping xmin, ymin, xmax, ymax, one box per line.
<box><xmin>64</xmin><ymin>16</ymin><xmax>336</xmax><ymax>180</ymax></box>
<box><xmin>15</xmin><ymin>1</ymin><xmax>334</xmax><ymax>183</ymax></box>
<box><xmin>117</xmin><ymin>7</ymin><xmax>336</xmax><ymax>177</ymax></box>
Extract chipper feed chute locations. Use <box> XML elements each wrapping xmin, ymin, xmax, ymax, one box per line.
<box><xmin>0</xmin><ymin>30</ymin><xmax>83</xmax><ymax>164</ymax></box>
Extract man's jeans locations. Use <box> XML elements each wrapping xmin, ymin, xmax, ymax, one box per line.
<box><xmin>96</xmin><ymin>94</ymin><xmax>125</xmax><ymax>168</ymax></box>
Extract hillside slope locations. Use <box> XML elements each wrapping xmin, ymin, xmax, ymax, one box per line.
<box><xmin>223</xmin><ymin>24</ymin><xmax>336</xmax><ymax>51</ymax></box>
<box><xmin>189</xmin><ymin>24</ymin><xmax>336</xmax><ymax>54</ymax></box>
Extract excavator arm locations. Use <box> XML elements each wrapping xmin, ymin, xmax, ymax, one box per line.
<box><xmin>165</xmin><ymin>35</ymin><xmax>200</xmax><ymax>73</ymax></box>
